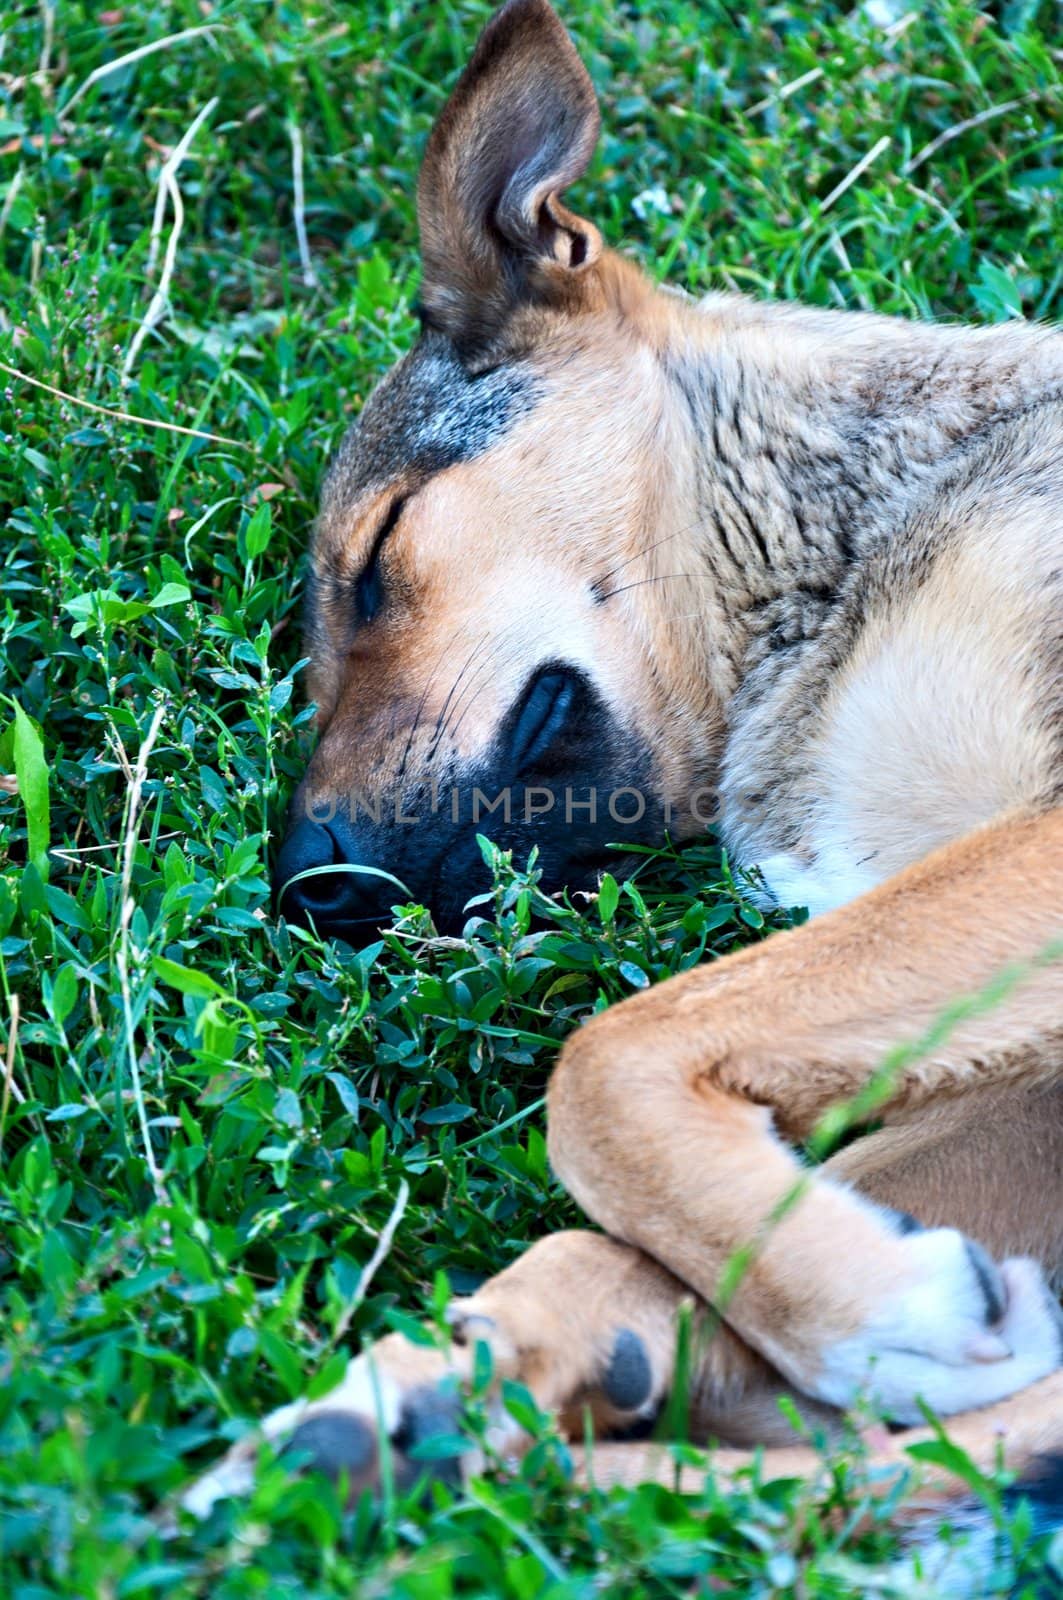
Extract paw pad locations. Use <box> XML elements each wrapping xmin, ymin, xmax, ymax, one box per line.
<box><xmin>283</xmin><ymin>1410</ymin><xmax>377</xmax><ymax>1483</ymax></box>
<box><xmin>601</xmin><ymin>1328</ymin><xmax>653</xmax><ymax>1412</ymax></box>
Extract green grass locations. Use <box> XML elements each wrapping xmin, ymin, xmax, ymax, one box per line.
<box><xmin>1</xmin><ymin>1</ymin><xmax>1062</xmax><ymax>1594</ymax></box>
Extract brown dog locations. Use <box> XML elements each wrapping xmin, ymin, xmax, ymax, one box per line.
<box><xmin>193</xmin><ymin>0</ymin><xmax>1063</xmax><ymax>1524</ymax></box>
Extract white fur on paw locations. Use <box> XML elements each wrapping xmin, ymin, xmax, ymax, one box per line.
<box><xmin>310</xmin><ymin>1349</ymin><xmax>405</xmax><ymax>1436</ymax></box>
<box><xmin>819</xmin><ymin>1230</ymin><xmax>1063</xmax><ymax>1422</ymax></box>
<box><xmin>179</xmin><ymin>1350</ymin><xmax>404</xmax><ymax>1522</ymax></box>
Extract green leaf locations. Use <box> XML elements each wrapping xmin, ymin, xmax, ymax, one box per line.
<box><xmin>41</xmin><ymin>1228</ymin><xmax>76</xmax><ymax>1294</ymax></box>
<box><xmin>149</xmin><ymin>581</ymin><xmax>192</xmax><ymax>608</ymax></box>
<box><xmin>44</xmin><ymin>885</ymin><xmax>91</xmax><ymax>931</ymax></box>
<box><xmin>906</xmin><ymin>1435</ymin><xmax>997</xmax><ymax>1498</ymax></box>
<box><xmin>259</xmin><ymin>1328</ymin><xmax>305</xmax><ymax>1399</ymax></box>
<box><xmin>63</xmin><ymin>589</ymin><xmax>150</xmax><ymax>637</ymax></box>
<box><xmin>419</xmin><ymin>1101</ymin><xmax>474</xmax><ymax>1125</ymax></box>
<box><xmin>597</xmin><ymin>873</ymin><xmax>620</xmax><ymax>923</ymax></box>
<box><xmin>274</xmin><ymin>1087</ymin><xmax>303</xmax><ymax>1129</ymax></box>
<box><xmin>46</xmin><ymin>964</ymin><xmax>79</xmax><ymax>1029</ymax></box>
<box><xmin>325</xmin><ymin>1072</ymin><xmax>359</xmax><ymax>1118</ymax></box>
<box><xmin>66</xmin><ymin>427</ymin><xmax>109</xmax><ymax>447</ymax></box>
<box><xmin>306</xmin><ymin>1349</ymin><xmax>351</xmax><ymax>1401</ymax></box>
<box><xmin>46</xmin><ymin>1102</ymin><xmax>90</xmax><ymax>1123</ymax></box>
<box><xmin>7</xmin><ymin>698</ymin><xmax>50</xmax><ymax>880</ymax></box>
<box><xmin>152</xmin><ymin>956</ymin><xmax>228</xmax><ymax>1000</ymax></box>
<box><xmin>244</xmin><ymin>501</ymin><xmax>272</xmax><ymax>559</ymax></box>
<box><xmin>972</xmin><ymin>259</ymin><xmax>1024</xmax><ymax>321</ymax></box>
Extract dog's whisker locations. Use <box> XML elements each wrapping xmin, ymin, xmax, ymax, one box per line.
<box><xmin>596</xmin><ymin>573</ymin><xmax>710</xmax><ymax>604</ymax></box>
<box><xmin>400</xmin><ymin>520</ymin><xmax>713</xmax><ymax>779</ymax></box>
<box><xmin>399</xmin><ymin>613</ymin><xmax>490</xmax><ymax>779</ymax></box>
<box><xmin>423</xmin><ymin>565</ymin><xmax>591</xmax><ymax>763</ymax></box>
<box><xmin>427</xmin><ymin>628</ymin><xmax>494</xmax><ymax>748</ymax></box>
<box><xmin>441</xmin><ymin>634</ymin><xmax>537</xmax><ymax>752</ymax></box>
<box><xmin>432</xmin><ymin>625</ymin><xmax>540</xmax><ymax>756</ymax></box>
<box><xmin>428</xmin><ymin>565</ymin><xmax>714</xmax><ymax>763</ymax></box>
<box><xmin>434</xmin><ymin>575</ymin><xmax>608</xmax><ymax>753</ymax></box>
<box><xmin>591</xmin><ymin>527</ymin><xmax>686</xmax><ymax>592</ymax></box>
<box><xmin>429</xmin><ymin>580</ymin><xmax>590</xmax><ymax>755</ymax></box>
<box><xmin>400</xmin><ymin>549</ymin><xmax>580</xmax><ymax>776</ymax></box>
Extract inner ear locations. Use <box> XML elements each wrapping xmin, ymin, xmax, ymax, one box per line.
<box><xmin>539</xmin><ymin>195</ymin><xmax>591</xmax><ymax>267</ymax></box>
<box><xmin>416</xmin><ymin>0</ymin><xmax>602</xmax><ymax>356</ymax></box>
<box><xmin>566</xmin><ymin>233</ymin><xmax>589</xmax><ymax>269</ymax></box>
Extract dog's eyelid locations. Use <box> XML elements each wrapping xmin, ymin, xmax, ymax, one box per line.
<box><xmin>354</xmin><ymin>495</ymin><xmax>405</xmax><ymax>624</ymax></box>
<box><xmin>373</xmin><ymin>494</ymin><xmax>406</xmax><ymax>547</ymax></box>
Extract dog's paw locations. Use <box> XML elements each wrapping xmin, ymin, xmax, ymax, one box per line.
<box><xmin>179</xmin><ymin>1282</ymin><xmax>669</xmax><ymax>1520</ymax></box>
<box><xmin>816</xmin><ymin>1228</ymin><xmax>1063</xmax><ymax>1422</ymax></box>
<box><xmin>180</xmin><ymin>1335</ymin><xmax>465</xmax><ymax>1521</ymax></box>
<box><xmin>445</xmin><ymin>1292</ymin><xmax>665</xmax><ymax>1438</ymax></box>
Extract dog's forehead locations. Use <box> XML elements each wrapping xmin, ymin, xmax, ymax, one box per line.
<box><xmin>321</xmin><ymin>333</ymin><xmax>540</xmax><ymax>523</ymax></box>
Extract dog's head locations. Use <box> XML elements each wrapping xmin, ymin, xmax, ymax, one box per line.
<box><xmin>277</xmin><ymin>0</ymin><xmax>727</xmax><ymax>936</ymax></box>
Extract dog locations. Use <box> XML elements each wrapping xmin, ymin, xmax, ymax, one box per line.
<box><xmin>190</xmin><ymin>0</ymin><xmax>1063</xmax><ymax>1536</ymax></box>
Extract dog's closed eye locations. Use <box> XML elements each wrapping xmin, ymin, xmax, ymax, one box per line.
<box><xmin>356</xmin><ymin>496</ymin><xmax>405</xmax><ymax>624</ymax></box>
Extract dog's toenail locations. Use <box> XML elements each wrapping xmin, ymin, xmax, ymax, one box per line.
<box><xmin>283</xmin><ymin>1410</ymin><xmax>377</xmax><ymax>1481</ymax></box>
<box><xmin>965</xmin><ymin>1238</ymin><xmax>1006</xmax><ymax>1325</ymax></box>
<box><xmin>602</xmin><ymin>1328</ymin><xmax>653</xmax><ymax>1412</ymax></box>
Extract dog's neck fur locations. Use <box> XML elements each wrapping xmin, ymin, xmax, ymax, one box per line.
<box><xmin>646</xmin><ymin>282</ymin><xmax>1063</xmax><ymax>708</ymax></box>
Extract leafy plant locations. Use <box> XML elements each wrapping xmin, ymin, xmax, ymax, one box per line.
<box><xmin>1</xmin><ymin>1</ymin><xmax>1062</xmax><ymax>1594</ymax></box>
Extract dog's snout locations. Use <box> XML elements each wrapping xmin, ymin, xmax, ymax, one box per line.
<box><xmin>508</xmin><ymin>667</ymin><xmax>585</xmax><ymax>772</ymax></box>
<box><xmin>273</xmin><ymin>663</ymin><xmax>650</xmax><ymax>934</ymax></box>
<box><xmin>275</xmin><ymin>818</ymin><xmax>395</xmax><ymax>938</ymax></box>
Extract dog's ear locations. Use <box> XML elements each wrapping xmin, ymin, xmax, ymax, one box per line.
<box><xmin>417</xmin><ymin>0</ymin><xmax>601</xmax><ymax>358</ymax></box>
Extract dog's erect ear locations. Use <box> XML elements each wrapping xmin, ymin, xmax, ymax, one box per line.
<box><xmin>417</xmin><ymin>0</ymin><xmax>601</xmax><ymax>357</ymax></box>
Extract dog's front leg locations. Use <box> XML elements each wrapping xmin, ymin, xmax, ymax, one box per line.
<box><xmin>548</xmin><ymin>809</ymin><xmax>1063</xmax><ymax>1421</ymax></box>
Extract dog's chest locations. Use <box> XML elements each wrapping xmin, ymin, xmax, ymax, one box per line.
<box><xmin>715</xmin><ymin>693</ymin><xmax>886</xmax><ymax>920</ymax></box>
<box><xmin>714</xmin><ymin>562</ymin><xmax>1056</xmax><ymax>919</ymax></box>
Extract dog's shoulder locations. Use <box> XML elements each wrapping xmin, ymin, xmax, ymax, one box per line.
<box><xmin>717</xmin><ymin>392</ymin><xmax>1063</xmax><ymax>916</ymax></box>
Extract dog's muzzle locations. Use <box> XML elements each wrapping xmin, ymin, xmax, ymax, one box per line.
<box><xmin>274</xmin><ymin>664</ymin><xmax>661</xmax><ymax>939</ymax></box>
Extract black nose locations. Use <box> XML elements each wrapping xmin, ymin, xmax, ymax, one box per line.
<box><xmin>275</xmin><ymin>819</ymin><xmax>396</xmax><ymax>937</ymax></box>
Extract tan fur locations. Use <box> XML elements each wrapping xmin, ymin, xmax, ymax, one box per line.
<box><xmin>194</xmin><ymin>0</ymin><xmax>1063</xmax><ymax>1528</ymax></box>
<box><xmin>303</xmin><ymin>271</ymin><xmax>1063</xmax><ymax>876</ymax></box>
<box><xmin>828</xmin><ymin>1085</ymin><xmax>1063</xmax><ymax>1283</ymax></box>
<box><xmin>568</xmin><ymin>1369</ymin><xmax>1063</xmax><ymax>1508</ymax></box>
<box><xmin>547</xmin><ymin>810</ymin><xmax>1063</xmax><ymax>1397</ymax></box>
